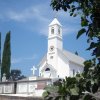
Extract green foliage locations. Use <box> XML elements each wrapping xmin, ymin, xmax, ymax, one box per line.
<box><xmin>75</xmin><ymin>51</ymin><xmax>78</xmax><ymax>55</ymax></box>
<box><xmin>51</xmin><ymin>0</ymin><xmax>100</xmax><ymax>60</ymax></box>
<box><xmin>9</xmin><ymin>69</ymin><xmax>26</xmax><ymax>81</ymax></box>
<box><xmin>1</xmin><ymin>31</ymin><xmax>11</xmax><ymax>79</ymax></box>
<box><xmin>42</xmin><ymin>0</ymin><xmax>100</xmax><ymax>99</ymax></box>
<box><xmin>77</xmin><ymin>28</ymin><xmax>86</xmax><ymax>39</ymax></box>
<box><xmin>43</xmin><ymin>84</ymin><xmax>59</xmax><ymax>100</ymax></box>
<box><xmin>42</xmin><ymin>91</ymin><xmax>49</xmax><ymax>99</ymax></box>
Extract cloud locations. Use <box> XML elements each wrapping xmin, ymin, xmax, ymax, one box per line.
<box><xmin>7</xmin><ymin>7</ymin><xmax>47</xmax><ymax>22</ymax></box>
<box><xmin>0</xmin><ymin>3</ymin><xmax>51</xmax><ymax>36</ymax></box>
<box><xmin>63</xmin><ymin>25</ymin><xmax>80</xmax><ymax>35</ymax></box>
<box><xmin>55</xmin><ymin>10</ymin><xmax>81</xmax><ymax>36</ymax></box>
<box><xmin>39</xmin><ymin>26</ymin><xmax>48</xmax><ymax>36</ymax></box>
<box><xmin>11</xmin><ymin>58</ymin><xmax>22</xmax><ymax>64</ymax></box>
<box><xmin>0</xmin><ymin>2</ymin><xmax>80</xmax><ymax>37</ymax></box>
<box><xmin>11</xmin><ymin>55</ymin><xmax>37</xmax><ymax>64</ymax></box>
<box><xmin>0</xmin><ymin>4</ymin><xmax>50</xmax><ymax>24</ymax></box>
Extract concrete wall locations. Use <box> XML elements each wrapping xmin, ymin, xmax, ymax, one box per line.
<box><xmin>0</xmin><ymin>95</ymin><xmax>43</xmax><ymax>100</ymax></box>
<box><xmin>0</xmin><ymin>82</ymin><xmax>15</xmax><ymax>94</ymax></box>
<box><xmin>0</xmin><ymin>78</ymin><xmax>51</xmax><ymax>97</ymax></box>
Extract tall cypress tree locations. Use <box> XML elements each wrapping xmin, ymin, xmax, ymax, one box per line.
<box><xmin>0</xmin><ymin>33</ymin><xmax>1</xmax><ymax>81</ymax></box>
<box><xmin>1</xmin><ymin>31</ymin><xmax>11</xmax><ymax>79</ymax></box>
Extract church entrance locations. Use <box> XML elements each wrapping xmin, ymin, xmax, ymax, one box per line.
<box><xmin>41</xmin><ymin>64</ymin><xmax>57</xmax><ymax>78</ymax></box>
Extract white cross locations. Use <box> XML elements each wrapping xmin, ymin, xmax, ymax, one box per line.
<box><xmin>30</xmin><ymin>66</ymin><xmax>37</xmax><ymax>76</ymax></box>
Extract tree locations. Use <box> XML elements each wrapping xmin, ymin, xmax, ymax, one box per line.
<box><xmin>75</xmin><ymin>51</ymin><xmax>78</xmax><ymax>55</ymax></box>
<box><xmin>1</xmin><ymin>31</ymin><xmax>11</xmax><ymax>79</ymax></box>
<box><xmin>0</xmin><ymin>33</ymin><xmax>1</xmax><ymax>80</ymax></box>
<box><xmin>43</xmin><ymin>0</ymin><xmax>100</xmax><ymax>99</ymax></box>
<box><xmin>9</xmin><ymin>69</ymin><xmax>26</xmax><ymax>81</ymax></box>
<box><xmin>50</xmin><ymin>0</ymin><xmax>100</xmax><ymax>61</ymax></box>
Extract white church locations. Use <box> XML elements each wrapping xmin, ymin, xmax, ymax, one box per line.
<box><xmin>0</xmin><ymin>18</ymin><xmax>85</xmax><ymax>97</ymax></box>
<box><xmin>39</xmin><ymin>18</ymin><xmax>85</xmax><ymax>79</ymax></box>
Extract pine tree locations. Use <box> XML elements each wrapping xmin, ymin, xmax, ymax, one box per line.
<box><xmin>1</xmin><ymin>31</ymin><xmax>11</xmax><ymax>79</ymax></box>
<box><xmin>0</xmin><ymin>33</ymin><xmax>1</xmax><ymax>81</ymax></box>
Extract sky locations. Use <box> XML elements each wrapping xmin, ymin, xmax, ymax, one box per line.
<box><xmin>0</xmin><ymin>0</ymin><xmax>91</xmax><ymax>77</ymax></box>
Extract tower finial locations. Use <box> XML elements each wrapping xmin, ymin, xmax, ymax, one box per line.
<box><xmin>54</xmin><ymin>11</ymin><xmax>58</xmax><ymax>18</ymax></box>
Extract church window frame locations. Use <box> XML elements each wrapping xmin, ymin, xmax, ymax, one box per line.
<box><xmin>58</xmin><ymin>28</ymin><xmax>60</xmax><ymax>35</ymax></box>
<box><xmin>50</xmin><ymin>56</ymin><xmax>53</xmax><ymax>59</ymax></box>
<box><xmin>51</xmin><ymin>27</ymin><xmax>54</xmax><ymax>34</ymax></box>
<box><xmin>50</xmin><ymin>46</ymin><xmax>54</xmax><ymax>51</ymax></box>
<box><xmin>73</xmin><ymin>69</ymin><xmax>75</xmax><ymax>76</ymax></box>
<box><xmin>45</xmin><ymin>68</ymin><xmax>50</xmax><ymax>71</ymax></box>
<box><xmin>76</xmin><ymin>70</ymin><xmax>80</xmax><ymax>74</ymax></box>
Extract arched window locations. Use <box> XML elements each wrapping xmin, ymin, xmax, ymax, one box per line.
<box><xmin>73</xmin><ymin>69</ymin><xmax>75</xmax><ymax>76</ymax></box>
<box><xmin>58</xmin><ymin>28</ymin><xmax>60</xmax><ymax>35</ymax></box>
<box><xmin>50</xmin><ymin>56</ymin><xmax>53</xmax><ymax>59</ymax></box>
<box><xmin>45</xmin><ymin>68</ymin><xmax>50</xmax><ymax>71</ymax></box>
<box><xmin>51</xmin><ymin>27</ymin><xmax>54</xmax><ymax>34</ymax></box>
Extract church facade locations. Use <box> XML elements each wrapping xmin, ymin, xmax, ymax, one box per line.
<box><xmin>0</xmin><ymin>18</ymin><xmax>85</xmax><ymax>97</ymax></box>
<box><xmin>39</xmin><ymin>18</ymin><xmax>85</xmax><ymax>78</ymax></box>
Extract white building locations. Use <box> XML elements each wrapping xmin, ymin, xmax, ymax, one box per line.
<box><xmin>39</xmin><ymin>18</ymin><xmax>85</xmax><ymax>78</ymax></box>
<box><xmin>0</xmin><ymin>18</ymin><xmax>85</xmax><ymax>97</ymax></box>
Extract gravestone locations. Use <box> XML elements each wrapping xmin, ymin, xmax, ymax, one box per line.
<box><xmin>0</xmin><ymin>85</ymin><xmax>3</xmax><ymax>93</ymax></box>
<box><xmin>28</xmin><ymin>83</ymin><xmax>37</xmax><ymax>94</ymax></box>
<box><xmin>2</xmin><ymin>73</ymin><xmax>6</xmax><ymax>82</ymax></box>
<box><xmin>17</xmin><ymin>83</ymin><xmax>27</xmax><ymax>93</ymax></box>
<box><xmin>4</xmin><ymin>84</ymin><xmax>13</xmax><ymax>93</ymax></box>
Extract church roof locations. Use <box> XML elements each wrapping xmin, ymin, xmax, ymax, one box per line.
<box><xmin>62</xmin><ymin>50</ymin><xmax>85</xmax><ymax>66</ymax></box>
<box><xmin>39</xmin><ymin>50</ymin><xmax>85</xmax><ymax>67</ymax></box>
<box><xmin>38</xmin><ymin>54</ymin><xmax>47</xmax><ymax>67</ymax></box>
<box><xmin>49</xmin><ymin>18</ymin><xmax>62</xmax><ymax>26</ymax></box>
<box><xmin>41</xmin><ymin>63</ymin><xmax>57</xmax><ymax>72</ymax></box>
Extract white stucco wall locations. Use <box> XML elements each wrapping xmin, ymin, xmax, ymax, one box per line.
<box><xmin>35</xmin><ymin>90</ymin><xmax>45</xmax><ymax>96</ymax></box>
<box><xmin>47</xmin><ymin>52</ymin><xmax>58</xmax><ymax>70</ymax></box>
<box><xmin>69</xmin><ymin>62</ymin><xmax>84</xmax><ymax>77</ymax></box>
<box><xmin>48</xmin><ymin>38</ymin><xmax>62</xmax><ymax>53</ymax></box>
<box><xmin>39</xmin><ymin>60</ymin><xmax>46</xmax><ymax>76</ymax></box>
<box><xmin>16</xmin><ymin>82</ymin><xmax>37</xmax><ymax>94</ymax></box>
<box><xmin>57</xmin><ymin>53</ymin><xmax>70</xmax><ymax>78</ymax></box>
<box><xmin>39</xmin><ymin>55</ymin><xmax>57</xmax><ymax>78</ymax></box>
<box><xmin>39</xmin><ymin>51</ymin><xmax>70</xmax><ymax>78</ymax></box>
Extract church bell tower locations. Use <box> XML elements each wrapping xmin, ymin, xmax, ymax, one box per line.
<box><xmin>47</xmin><ymin>18</ymin><xmax>63</xmax><ymax>77</ymax></box>
<box><xmin>48</xmin><ymin>18</ymin><xmax>63</xmax><ymax>53</ymax></box>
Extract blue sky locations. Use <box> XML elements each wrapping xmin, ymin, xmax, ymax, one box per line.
<box><xmin>0</xmin><ymin>0</ymin><xmax>91</xmax><ymax>77</ymax></box>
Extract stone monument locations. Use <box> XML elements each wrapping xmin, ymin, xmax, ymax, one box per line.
<box><xmin>2</xmin><ymin>73</ymin><xmax>6</xmax><ymax>82</ymax></box>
